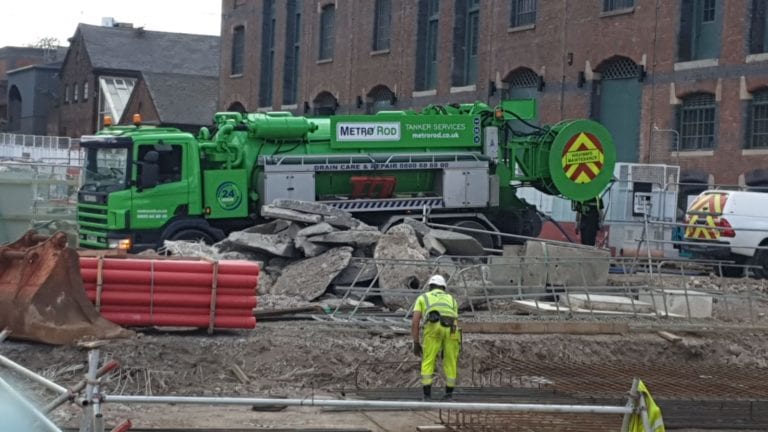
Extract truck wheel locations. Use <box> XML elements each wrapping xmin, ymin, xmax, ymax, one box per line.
<box><xmin>167</xmin><ymin>229</ymin><xmax>216</xmax><ymax>245</ymax></box>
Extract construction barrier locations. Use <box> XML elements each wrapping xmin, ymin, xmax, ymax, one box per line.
<box><xmin>79</xmin><ymin>257</ymin><xmax>259</xmax><ymax>330</ymax></box>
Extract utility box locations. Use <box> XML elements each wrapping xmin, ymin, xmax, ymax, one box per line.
<box><xmin>439</xmin><ymin>168</ymin><xmax>490</xmax><ymax>208</ymax></box>
<box><xmin>260</xmin><ymin>171</ymin><xmax>316</xmax><ymax>205</ymax></box>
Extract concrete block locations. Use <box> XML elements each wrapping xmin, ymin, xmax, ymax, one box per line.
<box><xmin>639</xmin><ymin>289</ymin><xmax>713</xmax><ymax>318</ymax></box>
<box><xmin>560</xmin><ymin>294</ymin><xmax>654</xmax><ymax>313</ymax></box>
<box><xmin>225</xmin><ymin>231</ymin><xmax>299</xmax><ymax>258</ymax></box>
<box><xmin>294</xmin><ymin>236</ymin><xmax>329</xmax><ymax>257</ymax></box>
<box><xmin>488</xmin><ymin>246</ymin><xmax>525</xmax><ymax>285</ymax></box>
<box><xmin>522</xmin><ymin>241</ymin><xmax>610</xmax><ymax>288</ymax></box>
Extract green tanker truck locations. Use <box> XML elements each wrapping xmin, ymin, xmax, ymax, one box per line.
<box><xmin>76</xmin><ymin>100</ymin><xmax>615</xmax><ymax>252</ymax></box>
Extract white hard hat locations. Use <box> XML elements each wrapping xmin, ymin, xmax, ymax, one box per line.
<box><xmin>427</xmin><ymin>275</ymin><xmax>447</xmax><ymax>288</ymax></box>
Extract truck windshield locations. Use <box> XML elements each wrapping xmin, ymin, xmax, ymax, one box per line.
<box><xmin>81</xmin><ymin>147</ymin><xmax>129</xmax><ymax>192</ymax></box>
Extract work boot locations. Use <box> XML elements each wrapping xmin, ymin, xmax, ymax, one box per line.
<box><xmin>442</xmin><ymin>386</ymin><xmax>454</xmax><ymax>401</ymax></box>
<box><xmin>422</xmin><ymin>385</ymin><xmax>432</xmax><ymax>401</ymax></box>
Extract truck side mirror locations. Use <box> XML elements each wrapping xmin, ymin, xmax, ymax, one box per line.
<box><xmin>138</xmin><ymin>151</ymin><xmax>160</xmax><ymax>190</ymax></box>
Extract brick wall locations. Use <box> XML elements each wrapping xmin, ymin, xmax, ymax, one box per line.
<box><xmin>218</xmin><ymin>0</ymin><xmax>768</xmax><ymax>185</ymax></box>
<box><xmin>58</xmin><ymin>32</ymin><xmax>98</xmax><ymax>137</ymax></box>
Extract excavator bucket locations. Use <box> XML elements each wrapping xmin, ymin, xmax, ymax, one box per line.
<box><xmin>0</xmin><ymin>231</ymin><xmax>131</xmax><ymax>345</ymax></box>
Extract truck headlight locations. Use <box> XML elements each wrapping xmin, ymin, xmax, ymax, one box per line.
<box><xmin>108</xmin><ymin>238</ymin><xmax>132</xmax><ymax>250</ymax></box>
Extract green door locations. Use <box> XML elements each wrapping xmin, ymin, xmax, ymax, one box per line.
<box><xmin>600</xmin><ymin>79</ymin><xmax>641</xmax><ymax>163</ymax></box>
<box><xmin>131</xmin><ymin>143</ymin><xmax>189</xmax><ymax>232</ymax></box>
<box><xmin>693</xmin><ymin>0</ymin><xmax>720</xmax><ymax>60</ymax></box>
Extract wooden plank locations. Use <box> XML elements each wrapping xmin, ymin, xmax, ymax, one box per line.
<box><xmin>461</xmin><ymin>321</ymin><xmax>629</xmax><ymax>335</ymax></box>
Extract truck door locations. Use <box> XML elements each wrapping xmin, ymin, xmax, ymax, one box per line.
<box><xmin>131</xmin><ymin>143</ymin><xmax>189</xmax><ymax>233</ymax></box>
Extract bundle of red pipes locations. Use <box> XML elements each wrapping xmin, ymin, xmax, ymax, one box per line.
<box><xmin>80</xmin><ymin>257</ymin><xmax>259</xmax><ymax>330</ymax></box>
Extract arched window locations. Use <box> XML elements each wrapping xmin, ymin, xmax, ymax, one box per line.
<box><xmin>503</xmin><ymin>67</ymin><xmax>539</xmax><ymax>98</ymax></box>
<box><xmin>8</xmin><ymin>85</ymin><xmax>22</xmax><ymax>132</ymax></box>
<box><xmin>747</xmin><ymin>89</ymin><xmax>768</xmax><ymax>148</ymax></box>
<box><xmin>366</xmin><ymin>85</ymin><xmax>396</xmax><ymax>114</ymax></box>
<box><xmin>313</xmin><ymin>91</ymin><xmax>338</xmax><ymax>115</ymax></box>
<box><xmin>678</xmin><ymin>93</ymin><xmax>716</xmax><ymax>150</ymax></box>
<box><xmin>598</xmin><ymin>56</ymin><xmax>639</xmax><ymax>80</ymax></box>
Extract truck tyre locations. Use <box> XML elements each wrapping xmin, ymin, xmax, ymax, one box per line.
<box><xmin>167</xmin><ymin>229</ymin><xmax>216</xmax><ymax>245</ymax></box>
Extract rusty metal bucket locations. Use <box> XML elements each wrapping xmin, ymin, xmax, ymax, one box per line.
<box><xmin>0</xmin><ymin>231</ymin><xmax>132</xmax><ymax>345</ymax></box>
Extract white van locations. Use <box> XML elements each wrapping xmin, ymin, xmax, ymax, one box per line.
<box><xmin>683</xmin><ymin>190</ymin><xmax>768</xmax><ymax>277</ymax></box>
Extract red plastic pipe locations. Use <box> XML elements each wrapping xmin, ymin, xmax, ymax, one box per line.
<box><xmin>100</xmin><ymin>312</ymin><xmax>255</xmax><ymax>329</ymax></box>
<box><xmin>83</xmin><ymin>283</ymin><xmax>256</xmax><ymax>297</ymax></box>
<box><xmin>84</xmin><ymin>291</ymin><xmax>256</xmax><ymax>308</ymax></box>
<box><xmin>79</xmin><ymin>257</ymin><xmax>259</xmax><ymax>275</ymax></box>
<box><xmin>80</xmin><ymin>268</ymin><xmax>258</xmax><ymax>288</ymax></box>
<box><xmin>99</xmin><ymin>305</ymin><xmax>254</xmax><ymax>317</ymax></box>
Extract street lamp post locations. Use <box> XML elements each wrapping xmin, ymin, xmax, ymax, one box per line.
<box><xmin>652</xmin><ymin>125</ymin><xmax>680</xmax><ymax>168</ymax></box>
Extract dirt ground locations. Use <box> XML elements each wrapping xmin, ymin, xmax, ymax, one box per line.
<box><xmin>2</xmin><ymin>273</ymin><xmax>768</xmax><ymax>431</ymax></box>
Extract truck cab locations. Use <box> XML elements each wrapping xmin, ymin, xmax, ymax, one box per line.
<box><xmin>77</xmin><ymin>127</ymin><xmax>223</xmax><ymax>252</ymax></box>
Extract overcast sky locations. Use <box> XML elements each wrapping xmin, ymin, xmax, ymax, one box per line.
<box><xmin>2</xmin><ymin>0</ymin><xmax>221</xmax><ymax>47</ymax></box>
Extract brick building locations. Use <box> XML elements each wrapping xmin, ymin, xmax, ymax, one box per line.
<box><xmin>219</xmin><ymin>0</ymin><xmax>768</xmax><ymax>198</ymax></box>
<box><xmin>59</xmin><ymin>23</ymin><xmax>220</xmax><ymax>137</ymax></box>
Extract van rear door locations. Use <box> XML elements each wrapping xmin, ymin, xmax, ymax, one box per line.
<box><xmin>684</xmin><ymin>191</ymin><xmax>732</xmax><ymax>241</ymax></box>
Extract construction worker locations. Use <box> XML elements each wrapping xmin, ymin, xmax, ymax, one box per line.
<box><xmin>411</xmin><ymin>274</ymin><xmax>461</xmax><ymax>401</ymax></box>
<box><xmin>575</xmin><ymin>196</ymin><xmax>604</xmax><ymax>246</ymax></box>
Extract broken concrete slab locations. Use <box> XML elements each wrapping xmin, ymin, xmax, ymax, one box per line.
<box><xmin>260</xmin><ymin>205</ymin><xmax>322</xmax><ymax>224</ymax></box>
<box><xmin>271</xmin><ymin>199</ymin><xmax>349</xmax><ymax>217</ymax></box>
<box><xmin>427</xmin><ymin>229</ymin><xmax>485</xmax><ymax>256</ymax></box>
<box><xmin>402</xmin><ymin>218</ymin><xmax>431</xmax><ymax>239</ymax></box>
<box><xmin>223</xmin><ymin>231</ymin><xmax>299</xmax><ymax>258</ymax></box>
<box><xmin>488</xmin><ymin>246</ymin><xmax>524</xmax><ymax>286</ymax></box>
<box><xmin>639</xmin><ymin>289</ymin><xmax>713</xmax><ymax>318</ymax></box>
<box><xmin>296</xmin><ymin>222</ymin><xmax>336</xmax><ymax>238</ymax></box>
<box><xmin>560</xmin><ymin>294</ymin><xmax>654</xmax><ymax>314</ymax></box>
<box><xmin>270</xmin><ymin>247</ymin><xmax>353</xmax><ymax>301</ymax></box>
<box><xmin>422</xmin><ymin>234</ymin><xmax>447</xmax><ymax>257</ymax></box>
<box><xmin>333</xmin><ymin>258</ymin><xmax>379</xmax><ymax>286</ymax></box>
<box><xmin>294</xmin><ymin>236</ymin><xmax>329</xmax><ymax>257</ymax></box>
<box><xmin>374</xmin><ymin>224</ymin><xmax>431</xmax><ymax>310</ymax></box>
<box><xmin>243</xmin><ymin>219</ymin><xmax>294</xmax><ymax>235</ymax></box>
<box><xmin>522</xmin><ymin>241</ymin><xmax>610</xmax><ymax>290</ymax></box>
<box><xmin>308</xmin><ymin>230</ymin><xmax>382</xmax><ymax>247</ymax></box>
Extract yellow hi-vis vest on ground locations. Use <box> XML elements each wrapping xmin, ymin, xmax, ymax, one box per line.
<box><xmin>415</xmin><ymin>289</ymin><xmax>458</xmax><ymax>318</ymax></box>
<box><xmin>629</xmin><ymin>380</ymin><xmax>665</xmax><ymax>432</ymax></box>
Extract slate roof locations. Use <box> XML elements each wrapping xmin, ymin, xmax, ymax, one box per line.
<box><xmin>142</xmin><ymin>72</ymin><xmax>218</xmax><ymax>126</ymax></box>
<box><xmin>76</xmin><ymin>23</ymin><xmax>219</xmax><ymax>77</ymax></box>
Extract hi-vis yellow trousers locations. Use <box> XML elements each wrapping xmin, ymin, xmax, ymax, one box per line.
<box><xmin>421</xmin><ymin>321</ymin><xmax>461</xmax><ymax>387</ymax></box>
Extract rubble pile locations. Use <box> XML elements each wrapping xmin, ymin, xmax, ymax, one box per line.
<box><xmin>163</xmin><ymin>200</ymin><xmax>487</xmax><ymax>309</ymax></box>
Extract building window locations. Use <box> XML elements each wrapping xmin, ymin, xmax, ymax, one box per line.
<box><xmin>373</xmin><ymin>0</ymin><xmax>392</xmax><ymax>51</ymax></box>
<box><xmin>677</xmin><ymin>0</ymin><xmax>722</xmax><ymax>62</ymax></box>
<box><xmin>602</xmin><ymin>0</ymin><xmax>634</xmax><ymax>12</ymax></box>
<box><xmin>415</xmin><ymin>0</ymin><xmax>440</xmax><ymax>91</ymax></box>
<box><xmin>231</xmin><ymin>25</ymin><xmax>245</xmax><ymax>75</ymax></box>
<box><xmin>64</xmin><ymin>84</ymin><xmax>70</xmax><ymax>104</ymax></box>
<box><xmin>678</xmin><ymin>93</ymin><xmax>716</xmax><ymax>150</ymax></box>
<box><xmin>510</xmin><ymin>0</ymin><xmax>536</xmax><ymax>27</ymax></box>
<box><xmin>747</xmin><ymin>90</ymin><xmax>768</xmax><ymax>148</ymax></box>
<box><xmin>83</xmin><ymin>81</ymin><xmax>89</xmax><ymax>101</ymax></box>
<box><xmin>74</xmin><ymin>83</ymin><xmax>79</xmax><ymax>102</ymax></box>
<box><xmin>259</xmin><ymin>0</ymin><xmax>276</xmax><ymax>107</ymax></box>
<box><xmin>702</xmin><ymin>0</ymin><xmax>716</xmax><ymax>22</ymax></box>
<box><xmin>283</xmin><ymin>0</ymin><xmax>301</xmax><ymax>105</ymax></box>
<box><xmin>453</xmin><ymin>0</ymin><xmax>480</xmax><ymax>87</ymax></box>
<box><xmin>319</xmin><ymin>5</ymin><xmax>335</xmax><ymax>60</ymax></box>
<box><xmin>749</xmin><ymin>0</ymin><xmax>768</xmax><ymax>54</ymax></box>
